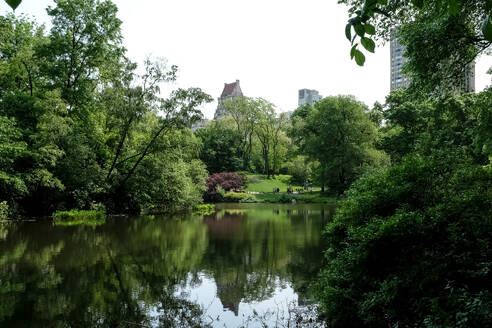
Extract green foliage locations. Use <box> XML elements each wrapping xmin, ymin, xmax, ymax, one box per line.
<box><xmin>284</xmin><ymin>155</ymin><xmax>313</xmax><ymax>185</ymax></box>
<box><xmin>379</xmin><ymin>88</ymin><xmax>491</xmax><ymax>164</ymax></box>
<box><xmin>245</xmin><ymin>174</ymin><xmax>305</xmax><ymax>193</ymax></box>
<box><xmin>235</xmin><ymin>171</ymin><xmax>250</xmax><ymax>188</ymax></box>
<box><xmin>196</xmin><ymin>119</ymin><xmax>244</xmax><ymax>173</ymax></box>
<box><xmin>220</xmin><ymin>97</ymin><xmax>292</xmax><ymax>176</ymax></box>
<box><xmin>342</xmin><ymin>0</ymin><xmax>491</xmax><ymax>71</ymax></box>
<box><xmin>192</xmin><ymin>203</ymin><xmax>215</xmax><ymax>215</ymax></box>
<box><xmin>316</xmin><ymin>152</ymin><xmax>492</xmax><ymax>327</ymax></box>
<box><xmin>250</xmin><ymin>191</ymin><xmax>334</xmax><ymax>204</ymax></box>
<box><xmin>4</xmin><ymin>0</ymin><xmax>21</xmax><ymax>10</ymax></box>
<box><xmin>220</xmin><ymin>191</ymin><xmax>251</xmax><ymax>203</ymax></box>
<box><xmin>0</xmin><ymin>201</ymin><xmax>8</xmax><ymax>220</ymax></box>
<box><xmin>0</xmin><ymin>3</ymin><xmax>212</xmax><ymax>216</ymax></box>
<box><xmin>289</xmin><ymin>96</ymin><xmax>389</xmax><ymax>194</ymax></box>
<box><xmin>52</xmin><ymin>209</ymin><xmax>106</xmax><ymax>226</ymax></box>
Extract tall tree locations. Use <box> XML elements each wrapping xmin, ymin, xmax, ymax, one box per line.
<box><xmin>40</xmin><ymin>0</ymin><xmax>125</xmax><ymax>111</ymax></box>
<box><xmin>196</xmin><ymin>119</ymin><xmax>244</xmax><ymax>174</ymax></box>
<box><xmin>254</xmin><ymin>98</ymin><xmax>277</xmax><ymax>178</ymax></box>
<box><xmin>221</xmin><ymin>96</ymin><xmax>259</xmax><ymax>170</ymax></box>
<box><xmin>289</xmin><ymin>96</ymin><xmax>388</xmax><ymax>193</ymax></box>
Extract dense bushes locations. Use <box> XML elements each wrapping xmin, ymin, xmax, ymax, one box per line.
<box><xmin>0</xmin><ymin>8</ymin><xmax>211</xmax><ymax>216</ymax></box>
<box><xmin>316</xmin><ymin>152</ymin><xmax>492</xmax><ymax>327</ymax></box>
<box><xmin>205</xmin><ymin>172</ymin><xmax>242</xmax><ymax>201</ymax></box>
<box><xmin>196</xmin><ymin>120</ymin><xmax>244</xmax><ymax>173</ymax></box>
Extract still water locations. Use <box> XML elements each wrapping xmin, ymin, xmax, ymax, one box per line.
<box><xmin>0</xmin><ymin>203</ymin><xmax>334</xmax><ymax>327</ymax></box>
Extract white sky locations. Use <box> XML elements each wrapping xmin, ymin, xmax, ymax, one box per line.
<box><xmin>2</xmin><ymin>0</ymin><xmax>491</xmax><ymax>119</ymax></box>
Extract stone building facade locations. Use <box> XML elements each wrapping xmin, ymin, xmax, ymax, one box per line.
<box><xmin>214</xmin><ymin>80</ymin><xmax>243</xmax><ymax>119</ymax></box>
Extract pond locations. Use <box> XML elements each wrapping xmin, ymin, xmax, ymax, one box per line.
<box><xmin>0</xmin><ymin>203</ymin><xmax>334</xmax><ymax>327</ymax></box>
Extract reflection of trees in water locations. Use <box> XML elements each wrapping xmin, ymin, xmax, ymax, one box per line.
<box><xmin>202</xmin><ymin>205</ymin><xmax>331</xmax><ymax>315</ymax></box>
<box><xmin>0</xmin><ymin>205</ymin><xmax>333</xmax><ymax>326</ymax></box>
<box><xmin>0</xmin><ymin>217</ymin><xmax>210</xmax><ymax>327</ymax></box>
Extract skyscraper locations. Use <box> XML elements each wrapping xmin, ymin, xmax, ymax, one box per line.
<box><xmin>390</xmin><ymin>32</ymin><xmax>410</xmax><ymax>91</ymax></box>
<box><xmin>298</xmin><ymin>89</ymin><xmax>322</xmax><ymax>107</ymax></box>
<box><xmin>390</xmin><ymin>29</ymin><xmax>475</xmax><ymax>92</ymax></box>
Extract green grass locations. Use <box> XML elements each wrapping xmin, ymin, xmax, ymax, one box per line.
<box><xmin>52</xmin><ymin>209</ymin><xmax>106</xmax><ymax>227</ymax></box>
<box><xmin>192</xmin><ymin>204</ymin><xmax>216</xmax><ymax>215</ymax></box>
<box><xmin>253</xmin><ymin>191</ymin><xmax>335</xmax><ymax>204</ymax></box>
<box><xmin>245</xmin><ymin>174</ymin><xmax>307</xmax><ymax>193</ymax></box>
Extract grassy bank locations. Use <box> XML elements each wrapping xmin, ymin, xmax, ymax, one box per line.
<box><xmin>217</xmin><ymin>191</ymin><xmax>335</xmax><ymax>204</ymax></box>
<box><xmin>245</xmin><ymin>174</ymin><xmax>316</xmax><ymax>193</ymax></box>
<box><xmin>232</xmin><ymin>174</ymin><xmax>330</xmax><ymax>204</ymax></box>
<box><xmin>52</xmin><ymin>209</ymin><xmax>106</xmax><ymax>227</ymax></box>
<box><xmin>253</xmin><ymin>191</ymin><xmax>334</xmax><ymax>204</ymax></box>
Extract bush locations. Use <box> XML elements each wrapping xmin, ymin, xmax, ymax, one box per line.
<box><xmin>221</xmin><ymin>191</ymin><xmax>250</xmax><ymax>203</ymax></box>
<box><xmin>284</xmin><ymin>155</ymin><xmax>312</xmax><ymax>185</ymax></box>
<box><xmin>0</xmin><ymin>201</ymin><xmax>8</xmax><ymax>220</ymax></box>
<box><xmin>235</xmin><ymin>171</ymin><xmax>250</xmax><ymax>188</ymax></box>
<box><xmin>52</xmin><ymin>209</ymin><xmax>106</xmax><ymax>226</ymax></box>
<box><xmin>192</xmin><ymin>204</ymin><xmax>216</xmax><ymax>215</ymax></box>
<box><xmin>205</xmin><ymin>172</ymin><xmax>242</xmax><ymax>201</ymax></box>
<box><xmin>316</xmin><ymin>152</ymin><xmax>492</xmax><ymax>327</ymax></box>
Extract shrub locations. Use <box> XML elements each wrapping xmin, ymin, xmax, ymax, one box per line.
<box><xmin>0</xmin><ymin>201</ymin><xmax>8</xmax><ymax>220</ymax></box>
<box><xmin>205</xmin><ymin>172</ymin><xmax>242</xmax><ymax>201</ymax></box>
<box><xmin>316</xmin><ymin>152</ymin><xmax>492</xmax><ymax>327</ymax></box>
<box><xmin>221</xmin><ymin>191</ymin><xmax>250</xmax><ymax>203</ymax></box>
<box><xmin>52</xmin><ymin>209</ymin><xmax>106</xmax><ymax>226</ymax></box>
<box><xmin>192</xmin><ymin>204</ymin><xmax>216</xmax><ymax>215</ymax></box>
<box><xmin>235</xmin><ymin>171</ymin><xmax>250</xmax><ymax>188</ymax></box>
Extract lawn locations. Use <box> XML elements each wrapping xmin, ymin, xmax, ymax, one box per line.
<box><xmin>245</xmin><ymin>174</ymin><xmax>305</xmax><ymax>193</ymax></box>
<box><xmin>253</xmin><ymin>191</ymin><xmax>335</xmax><ymax>204</ymax></box>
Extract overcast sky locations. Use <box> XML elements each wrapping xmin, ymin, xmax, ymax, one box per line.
<box><xmin>2</xmin><ymin>0</ymin><xmax>491</xmax><ymax>118</ymax></box>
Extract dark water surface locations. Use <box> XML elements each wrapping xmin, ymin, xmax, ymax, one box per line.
<box><xmin>0</xmin><ymin>203</ymin><xmax>334</xmax><ymax>327</ymax></box>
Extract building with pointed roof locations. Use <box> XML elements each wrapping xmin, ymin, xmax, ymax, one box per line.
<box><xmin>214</xmin><ymin>80</ymin><xmax>244</xmax><ymax>119</ymax></box>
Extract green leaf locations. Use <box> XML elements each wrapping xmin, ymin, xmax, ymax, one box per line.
<box><xmin>364</xmin><ymin>24</ymin><xmax>376</xmax><ymax>35</ymax></box>
<box><xmin>482</xmin><ymin>15</ymin><xmax>492</xmax><ymax>42</ymax></box>
<box><xmin>361</xmin><ymin>37</ymin><xmax>375</xmax><ymax>53</ymax></box>
<box><xmin>411</xmin><ymin>0</ymin><xmax>424</xmax><ymax>8</ymax></box>
<box><xmin>354</xmin><ymin>50</ymin><xmax>366</xmax><ymax>66</ymax></box>
<box><xmin>350</xmin><ymin>44</ymin><xmax>358</xmax><ymax>59</ymax></box>
<box><xmin>354</xmin><ymin>24</ymin><xmax>365</xmax><ymax>37</ymax></box>
<box><xmin>5</xmin><ymin>0</ymin><xmax>21</xmax><ymax>10</ymax></box>
<box><xmin>448</xmin><ymin>0</ymin><xmax>459</xmax><ymax>15</ymax></box>
<box><xmin>377</xmin><ymin>0</ymin><xmax>388</xmax><ymax>4</ymax></box>
<box><xmin>486</xmin><ymin>0</ymin><xmax>492</xmax><ymax>12</ymax></box>
<box><xmin>345</xmin><ymin>24</ymin><xmax>352</xmax><ymax>42</ymax></box>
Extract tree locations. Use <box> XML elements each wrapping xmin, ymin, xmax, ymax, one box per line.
<box><xmin>254</xmin><ymin>98</ymin><xmax>277</xmax><ymax>178</ymax></box>
<box><xmin>39</xmin><ymin>0</ymin><xmax>125</xmax><ymax>110</ymax></box>
<box><xmin>316</xmin><ymin>151</ymin><xmax>492</xmax><ymax>327</ymax></box>
<box><xmin>289</xmin><ymin>96</ymin><xmax>388</xmax><ymax>194</ymax></box>
<box><xmin>342</xmin><ymin>0</ymin><xmax>491</xmax><ymax>67</ymax></box>
<box><xmin>0</xmin><ymin>1</ymin><xmax>212</xmax><ymax>215</ymax></box>
<box><xmin>4</xmin><ymin>0</ymin><xmax>22</xmax><ymax>10</ymax></box>
<box><xmin>271</xmin><ymin>112</ymin><xmax>290</xmax><ymax>176</ymax></box>
<box><xmin>379</xmin><ymin>88</ymin><xmax>490</xmax><ymax>164</ymax></box>
<box><xmin>221</xmin><ymin>96</ymin><xmax>259</xmax><ymax>170</ymax></box>
<box><xmin>196</xmin><ymin>119</ymin><xmax>244</xmax><ymax>174</ymax></box>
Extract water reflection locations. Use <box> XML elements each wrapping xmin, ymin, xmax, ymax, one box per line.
<box><xmin>0</xmin><ymin>203</ymin><xmax>333</xmax><ymax>327</ymax></box>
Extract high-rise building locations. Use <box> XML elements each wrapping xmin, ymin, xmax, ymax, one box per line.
<box><xmin>390</xmin><ymin>32</ymin><xmax>410</xmax><ymax>91</ymax></box>
<box><xmin>214</xmin><ymin>80</ymin><xmax>243</xmax><ymax>119</ymax></box>
<box><xmin>390</xmin><ymin>29</ymin><xmax>475</xmax><ymax>92</ymax></box>
<box><xmin>464</xmin><ymin>64</ymin><xmax>476</xmax><ymax>93</ymax></box>
<box><xmin>298</xmin><ymin>89</ymin><xmax>322</xmax><ymax>107</ymax></box>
